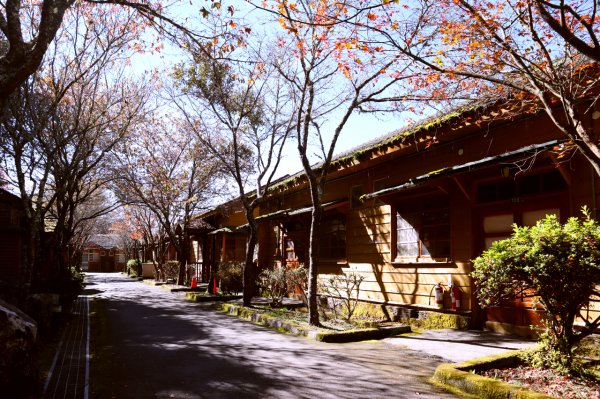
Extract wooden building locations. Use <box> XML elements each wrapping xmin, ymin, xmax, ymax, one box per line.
<box><xmin>193</xmin><ymin>101</ymin><xmax>600</xmax><ymax>334</ymax></box>
<box><xmin>189</xmin><ymin>200</ymin><xmax>248</xmax><ymax>283</ymax></box>
<box><xmin>81</xmin><ymin>234</ymin><xmax>127</xmax><ymax>272</ymax></box>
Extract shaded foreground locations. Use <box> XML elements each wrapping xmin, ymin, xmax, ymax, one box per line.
<box><xmin>88</xmin><ymin>273</ymin><xmax>456</xmax><ymax>399</ymax></box>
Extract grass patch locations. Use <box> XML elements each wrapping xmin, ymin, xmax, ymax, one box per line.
<box><xmin>220</xmin><ymin>303</ymin><xmax>410</xmax><ymax>342</ymax></box>
<box><xmin>407</xmin><ymin>312</ymin><xmax>470</xmax><ymax>330</ymax></box>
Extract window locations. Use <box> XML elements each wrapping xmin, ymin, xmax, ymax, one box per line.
<box><xmin>482</xmin><ymin>208</ymin><xmax>560</xmax><ymax>249</ymax></box>
<box><xmin>319</xmin><ymin>214</ymin><xmax>347</xmax><ymax>260</ymax></box>
<box><xmin>82</xmin><ymin>251</ymin><xmax>96</xmax><ymax>263</ymax></box>
<box><xmin>476</xmin><ymin>169</ymin><xmax>566</xmax><ymax>204</ymax></box>
<box><xmin>395</xmin><ymin>196</ymin><xmax>450</xmax><ymax>262</ymax></box>
<box><xmin>282</xmin><ymin>221</ymin><xmax>308</xmax><ymax>265</ymax></box>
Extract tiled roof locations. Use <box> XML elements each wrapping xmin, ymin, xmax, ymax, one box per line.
<box><xmin>86</xmin><ymin>234</ymin><xmax>123</xmax><ymax>249</ymax></box>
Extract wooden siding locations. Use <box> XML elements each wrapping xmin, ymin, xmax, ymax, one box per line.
<box><xmin>253</xmin><ymin>107</ymin><xmax>600</xmax><ymax>330</ymax></box>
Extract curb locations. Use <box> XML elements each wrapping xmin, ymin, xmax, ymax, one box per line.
<box><xmin>220</xmin><ymin>303</ymin><xmax>411</xmax><ymax>342</ymax></box>
<box><xmin>431</xmin><ymin>351</ymin><xmax>556</xmax><ymax>399</ymax></box>
<box><xmin>185</xmin><ymin>292</ymin><xmax>242</xmax><ymax>302</ymax></box>
<box><xmin>142</xmin><ymin>279</ymin><xmax>164</xmax><ymax>286</ymax></box>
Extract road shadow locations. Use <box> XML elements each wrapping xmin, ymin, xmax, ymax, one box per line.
<box><xmin>89</xmin><ymin>273</ymin><xmax>455</xmax><ymax>399</ymax></box>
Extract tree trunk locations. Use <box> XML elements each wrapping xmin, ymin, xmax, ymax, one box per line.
<box><xmin>307</xmin><ymin>204</ymin><xmax>323</xmax><ymax>326</ymax></box>
<box><xmin>177</xmin><ymin>233</ymin><xmax>189</xmax><ymax>286</ymax></box>
<box><xmin>243</xmin><ymin>223</ymin><xmax>258</xmax><ymax>306</ymax></box>
<box><xmin>540</xmin><ymin>95</ymin><xmax>600</xmax><ymax>176</ymax></box>
<box><xmin>207</xmin><ymin>235</ymin><xmax>218</xmax><ymax>294</ymax></box>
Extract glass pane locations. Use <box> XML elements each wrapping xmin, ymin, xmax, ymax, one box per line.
<box><xmin>398</xmin><ymin>228</ymin><xmax>419</xmax><ymax>243</ymax></box>
<box><xmin>483</xmin><ymin>214</ymin><xmax>514</xmax><ymax>234</ymax></box>
<box><xmin>397</xmin><ymin>213</ymin><xmax>418</xmax><ymax>229</ymax></box>
<box><xmin>398</xmin><ymin>242</ymin><xmax>419</xmax><ymax>256</ymax></box>
<box><xmin>519</xmin><ymin>174</ymin><xmax>541</xmax><ymax>196</ymax></box>
<box><xmin>523</xmin><ymin>208</ymin><xmax>560</xmax><ymax>227</ymax></box>
<box><xmin>542</xmin><ymin>170</ymin><xmax>567</xmax><ymax>192</ymax></box>
<box><xmin>497</xmin><ymin>180</ymin><xmax>515</xmax><ymax>200</ymax></box>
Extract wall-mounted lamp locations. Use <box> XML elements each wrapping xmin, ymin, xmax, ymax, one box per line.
<box><xmin>458</xmin><ymin>148</ymin><xmax>464</xmax><ymax>156</ymax></box>
<box><xmin>501</xmin><ymin>166</ymin><xmax>511</xmax><ymax>178</ymax></box>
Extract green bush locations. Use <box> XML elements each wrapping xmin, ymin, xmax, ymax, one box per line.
<box><xmin>54</xmin><ymin>266</ymin><xmax>84</xmax><ymax>306</ymax></box>
<box><xmin>217</xmin><ymin>262</ymin><xmax>244</xmax><ymax>294</ymax></box>
<box><xmin>126</xmin><ymin>259</ymin><xmax>140</xmax><ymax>277</ymax></box>
<box><xmin>472</xmin><ymin>208</ymin><xmax>600</xmax><ymax>371</ymax></box>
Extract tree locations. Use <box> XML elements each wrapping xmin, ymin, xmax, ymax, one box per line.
<box><xmin>534</xmin><ymin>0</ymin><xmax>600</xmax><ymax>62</ymax></box>
<box><xmin>0</xmin><ymin>6</ymin><xmax>150</xmax><ymax>292</ymax></box>
<box><xmin>110</xmin><ymin>209</ymin><xmax>144</xmax><ymax>262</ymax></box>
<box><xmin>0</xmin><ymin>0</ymin><xmax>217</xmax><ymax>106</ymax></box>
<box><xmin>267</xmin><ymin>0</ymin><xmax>417</xmax><ymax>325</ymax></box>
<box><xmin>173</xmin><ymin>35</ymin><xmax>294</xmax><ymax>303</ymax></box>
<box><xmin>365</xmin><ymin>0</ymin><xmax>600</xmax><ymax>175</ymax></box>
<box><xmin>122</xmin><ymin>205</ymin><xmax>167</xmax><ymax>277</ymax></box>
<box><xmin>112</xmin><ymin>118</ymin><xmax>224</xmax><ymax>285</ymax></box>
<box><xmin>472</xmin><ymin>210</ymin><xmax>600</xmax><ymax>370</ymax></box>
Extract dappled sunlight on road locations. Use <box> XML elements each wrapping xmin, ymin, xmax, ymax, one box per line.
<box><xmin>86</xmin><ymin>273</ymin><xmax>456</xmax><ymax>399</ymax></box>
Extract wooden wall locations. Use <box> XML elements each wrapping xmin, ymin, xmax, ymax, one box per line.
<box><xmin>253</xmin><ymin>110</ymin><xmax>600</xmax><ymax>330</ymax></box>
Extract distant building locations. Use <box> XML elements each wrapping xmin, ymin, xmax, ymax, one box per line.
<box><xmin>81</xmin><ymin>234</ymin><xmax>127</xmax><ymax>272</ymax></box>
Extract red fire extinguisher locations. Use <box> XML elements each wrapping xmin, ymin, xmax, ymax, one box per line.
<box><xmin>435</xmin><ymin>283</ymin><xmax>444</xmax><ymax>309</ymax></box>
<box><xmin>451</xmin><ymin>285</ymin><xmax>462</xmax><ymax>311</ymax></box>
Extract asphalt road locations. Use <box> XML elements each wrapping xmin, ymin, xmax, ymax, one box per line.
<box><xmin>86</xmin><ymin>273</ymin><xmax>457</xmax><ymax>399</ymax></box>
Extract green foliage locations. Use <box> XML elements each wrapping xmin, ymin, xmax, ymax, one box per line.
<box><xmin>258</xmin><ymin>265</ymin><xmax>308</xmax><ymax>308</ymax></box>
<box><xmin>163</xmin><ymin>261</ymin><xmax>180</xmax><ymax>282</ymax></box>
<box><xmin>217</xmin><ymin>261</ymin><xmax>244</xmax><ymax>294</ymax></box>
<box><xmin>472</xmin><ymin>208</ymin><xmax>600</xmax><ymax>369</ymax></box>
<box><xmin>519</xmin><ymin>331</ymin><xmax>574</xmax><ymax>375</ymax></box>
<box><xmin>53</xmin><ymin>266</ymin><xmax>84</xmax><ymax>306</ymax></box>
<box><xmin>126</xmin><ymin>259</ymin><xmax>140</xmax><ymax>277</ymax></box>
<box><xmin>173</xmin><ymin>54</ymin><xmax>264</xmax><ymax>129</ymax></box>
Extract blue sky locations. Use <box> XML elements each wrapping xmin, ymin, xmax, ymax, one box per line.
<box><xmin>127</xmin><ymin>0</ymin><xmax>413</xmax><ymax>179</ymax></box>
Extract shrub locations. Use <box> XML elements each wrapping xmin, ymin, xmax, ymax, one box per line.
<box><xmin>286</xmin><ymin>265</ymin><xmax>308</xmax><ymax>305</ymax></box>
<box><xmin>126</xmin><ymin>259</ymin><xmax>140</xmax><ymax>277</ymax></box>
<box><xmin>163</xmin><ymin>261</ymin><xmax>180</xmax><ymax>282</ymax></box>
<box><xmin>472</xmin><ymin>208</ymin><xmax>600</xmax><ymax>370</ymax></box>
<box><xmin>55</xmin><ymin>267</ymin><xmax>84</xmax><ymax>306</ymax></box>
<box><xmin>258</xmin><ymin>267</ymin><xmax>287</xmax><ymax>307</ymax></box>
<box><xmin>217</xmin><ymin>262</ymin><xmax>244</xmax><ymax>294</ymax></box>
<box><xmin>319</xmin><ymin>272</ymin><xmax>365</xmax><ymax>321</ymax></box>
<box><xmin>258</xmin><ymin>265</ymin><xmax>308</xmax><ymax>308</ymax></box>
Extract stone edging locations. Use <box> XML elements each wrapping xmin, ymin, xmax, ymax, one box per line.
<box><xmin>219</xmin><ymin>303</ymin><xmax>411</xmax><ymax>342</ymax></box>
<box><xmin>431</xmin><ymin>351</ymin><xmax>557</xmax><ymax>399</ymax></box>
<box><xmin>185</xmin><ymin>293</ymin><xmax>242</xmax><ymax>302</ymax></box>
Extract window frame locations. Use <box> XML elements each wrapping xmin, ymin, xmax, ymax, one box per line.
<box><xmin>82</xmin><ymin>251</ymin><xmax>96</xmax><ymax>263</ymax></box>
<box><xmin>318</xmin><ymin>212</ymin><xmax>347</xmax><ymax>261</ymax></box>
<box><xmin>392</xmin><ymin>194</ymin><xmax>451</xmax><ymax>264</ymax></box>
